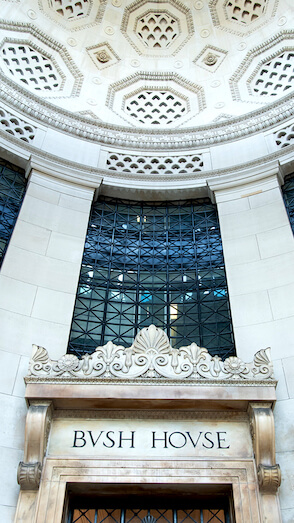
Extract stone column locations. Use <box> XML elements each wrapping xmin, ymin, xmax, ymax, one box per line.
<box><xmin>0</xmin><ymin>169</ymin><xmax>95</xmax><ymax>522</ymax></box>
<box><xmin>209</xmin><ymin>165</ymin><xmax>294</xmax><ymax>522</ymax></box>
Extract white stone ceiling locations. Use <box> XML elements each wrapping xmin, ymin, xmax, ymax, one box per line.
<box><xmin>0</xmin><ymin>0</ymin><xmax>293</xmax><ymax>130</ymax></box>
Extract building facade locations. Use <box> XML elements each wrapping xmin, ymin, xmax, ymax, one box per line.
<box><xmin>0</xmin><ymin>0</ymin><xmax>294</xmax><ymax>521</ymax></box>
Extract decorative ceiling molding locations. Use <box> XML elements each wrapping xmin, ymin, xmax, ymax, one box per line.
<box><xmin>121</xmin><ymin>0</ymin><xmax>194</xmax><ymax>57</ymax></box>
<box><xmin>274</xmin><ymin>123</ymin><xmax>294</xmax><ymax>149</ymax></box>
<box><xmin>26</xmin><ymin>324</ymin><xmax>275</xmax><ymax>383</ymax></box>
<box><xmin>106</xmin><ymin>71</ymin><xmax>205</xmax><ymax>128</ymax></box>
<box><xmin>247</xmin><ymin>49</ymin><xmax>294</xmax><ymax>98</ymax></box>
<box><xmin>193</xmin><ymin>45</ymin><xmax>228</xmax><ymax>73</ymax></box>
<box><xmin>0</xmin><ymin>38</ymin><xmax>66</xmax><ymax>93</ymax></box>
<box><xmin>0</xmin><ymin>21</ymin><xmax>83</xmax><ymax>97</ymax></box>
<box><xmin>106</xmin><ymin>71</ymin><xmax>205</xmax><ymax>110</ymax></box>
<box><xmin>230</xmin><ymin>30</ymin><xmax>294</xmax><ymax>102</ymax></box>
<box><xmin>1</xmin><ymin>125</ymin><xmax>293</xmax><ymax>188</ymax></box>
<box><xmin>0</xmin><ymin>106</ymin><xmax>36</xmax><ymax>142</ymax></box>
<box><xmin>0</xmin><ymin>75</ymin><xmax>293</xmax><ymax>150</ymax></box>
<box><xmin>105</xmin><ymin>151</ymin><xmax>204</xmax><ymax>175</ymax></box>
<box><xmin>86</xmin><ymin>42</ymin><xmax>120</xmax><ymax>70</ymax></box>
<box><xmin>209</xmin><ymin>0</ymin><xmax>279</xmax><ymax>36</ymax></box>
<box><xmin>38</xmin><ymin>0</ymin><xmax>107</xmax><ymax>31</ymax></box>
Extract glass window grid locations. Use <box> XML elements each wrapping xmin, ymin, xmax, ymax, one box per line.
<box><xmin>0</xmin><ymin>158</ymin><xmax>26</xmax><ymax>267</ymax></box>
<box><xmin>283</xmin><ymin>172</ymin><xmax>294</xmax><ymax>232</ymax></box>
<box><xmin>68</xmin><ymin>197</ymin><xmax>235</xmax><ymax>359</ymax></box>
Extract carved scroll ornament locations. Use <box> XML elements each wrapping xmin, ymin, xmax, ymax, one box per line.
<box><xmin>27</xmin><ymin>324</ymin><xmax>275</xmax><ymax>383</ymax></box>
<box><xmin>257</xmin><ymin>464</ymin><xmax>281</xmax><ymax>493</ymax></box>
<box><xmin>249</xmin><ymin>403</ymin><xmax>281</xmax><ymax>493</ymax></box>
<box><xmin>17</xmin><ymin>402</ymin><xmax>52</xmax><ymax>490</ymax></box>
<box><xmin>17</xmin><ymin>462</ymin><xmax>42</xmax><ymax>490</ymax></box>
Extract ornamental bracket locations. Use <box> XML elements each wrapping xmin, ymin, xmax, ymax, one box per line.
<box><xmin>17</xmin><ymin>401</ymin><xmax>52</xmax><ymax>490</ymax></box>
<box><xmin>249</xmin><ymin>403</ymin><xmax>281</xmax><ymax>494</ymax></box>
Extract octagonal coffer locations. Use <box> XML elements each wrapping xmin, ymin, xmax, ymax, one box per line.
<box><xmin>226</xmin><ymin>0</ymin><xmax>268</xmax><ymax>26</ymax></box>
<box><xmin>121</xmin><ymin>0</ymin><xmax>194</xmax><ymax>56</ymax></box>
<box><xmin>49</xmin><ymin>0</ymin><xmax>91</xmax><ymax>20</ymax></box>
<box><xmin>40</xmin><ymin>0</ymin><xmax>106</xmax><ymax>30</ymax></box>
<box><xmin>0</xmin><ymin>26</ymin><xmax>83</xmax><ymax>98</ymax></box>
<box><xmin>136</xmin><ymin>11</ymin><xmax>180</xmax><ymax>50</ymax></box>
<box><xmin>106</xmin><ymin>72</ymin><xmax>205</xmax><ymax>128</ymax></box>
<box><xmin>0</xmin><ymin>42</ymin><xmax>64</xmax><ymax>92</ymax></box>
<box><xmin>249</xmin><ymin>51</ymin><xmax>294</xmax><ymax>97</ymax></box>
<box><xmin>229</xmin><ymin>32</ymin><xmax>294</xmax><ymax>105</ymax></box>
<box><xmin>209</xmin><ymin>0</ymin><xmax>278</xmax><ymax>36</ymax></box>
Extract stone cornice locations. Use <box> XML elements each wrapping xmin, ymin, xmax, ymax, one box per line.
<box><xmin>26</xmin><ymin>325</ymin><xmax>276</xmax><ymax>386</ymax></box>
<box><xmin>0</xmin><ymin>72</ymin><xmax>293</xmax><ymax>150</ymax></box>
<box><xmin>1</xmin><ymin>126</ymin><xmax>294</xmax><ymax>191</ymax></box>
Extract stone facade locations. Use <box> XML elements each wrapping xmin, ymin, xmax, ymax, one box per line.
<box><xmin>0</xmin><ymin>0</ymin><xmax>293</xmax><ymax>521</ymax></box>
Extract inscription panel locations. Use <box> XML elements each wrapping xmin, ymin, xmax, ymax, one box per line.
<box><xmin>48</xmin><ymin>418</ymin><xmax>252</xmax><ymax>459</ymax></box>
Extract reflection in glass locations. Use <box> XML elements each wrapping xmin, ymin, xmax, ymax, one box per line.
<box><xmin>0</xmin><ymin>159</ymin><xmax>26</xmax><ymax>267</ymax></box>
<box><xmin>68</xmin><ymin>197</ymin><xmax>234</xmax><ymax>358</ymax></box>
<box><xmin>283</xmin><ymin>172</ymin><xmax>294</xmax><ymax>232</ymax></box>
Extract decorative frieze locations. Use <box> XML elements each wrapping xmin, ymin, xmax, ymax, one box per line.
<box><xmin>106</xmin><ymin>151</ymin><xmax>204</xmax><ymax>175</ymax></box>
<box><xmin>274</xmin><ymin>123</ymin><xmax>294</xmax><ymax>148</ymax></box>
<box><xmin>27</xmin><ymin>324</ymin><xmax>275</xmax><ymax>383</ymax></box>
<box><xmin>0</xmin><ymin>107</ymin><xmax>36</xmax><ymax>142</ymax></box>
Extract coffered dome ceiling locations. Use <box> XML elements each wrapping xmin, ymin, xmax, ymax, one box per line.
<box><xmin>0</xmin><ymin>0</ymin><xmax>292</xmax><ymax>129</ymax></box>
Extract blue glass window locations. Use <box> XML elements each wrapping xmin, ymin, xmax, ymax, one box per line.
<box><xmin>0</xmin><ymin>158</ymin><xmax>26</xmax><ymax>267</ymax></box>
<box><xmin>283</xmin><ymin>173</ymin><xmax>294</xmax><ymax>231</ymax></box>
<box><xmin>68</xmin><ymin>197</ymin><xmax>235</xmax><ymax>358</ymax></box>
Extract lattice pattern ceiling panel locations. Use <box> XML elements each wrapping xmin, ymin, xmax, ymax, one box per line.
<box><xmin>225</xmin><ymin>0</ymin><xmax>268</xmax><ymax>25</ymax></box>
<box><xmin>209</xmin><ymin>0</ymin><xmax>278</xmax><ymax>36</ymax></box>
<box><xmin>230</xmin><ymin>33</ymin><xmax>294</xmax><ymax>104</ymax></box>
<box><xmin>50</xmin><ymin>0</ymin><xmax>91</xmax><ymax>20</ymax></box>
<box><xmin>0</xmin><ymin>42</ymin><xmax>63</xmax><ymax>92</ymax></box>
<box><xmin>121</xmin><ymin>0</ymin><xmax>194</xmax><ymax>56</ymax></box>
<box><xmin>136</xmin><ymin>11</ymin><xmax>180</xmax><ymax>49</ymax></box>
<box><xmin>40</xmin><ymin>0</ymin><xmax>106</xmax><ymax>29</ymax></box>
<box><xmin>106</xmin><ymin>72</ymin><xmax>205</xmax><ymax>128</ymax></box>
<box><xmin>0</xmin><ymin>0</ymin><xmax>292</xmax><ymax>130</ymax></box>
<box><xmin>124</xmin><ymin>89</ymin><xmax>188</xmax><ymax>125</ymax></box>
<box><xmin>249</xmin><ymin>51</ymin><xmax>294</xmax><ymax>97</ymax></box>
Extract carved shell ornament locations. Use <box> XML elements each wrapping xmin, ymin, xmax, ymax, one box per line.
<box><xmin>27</xmin><ymin>325</ymin><xmax>275</xmax><ymax>382</ymax></box>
